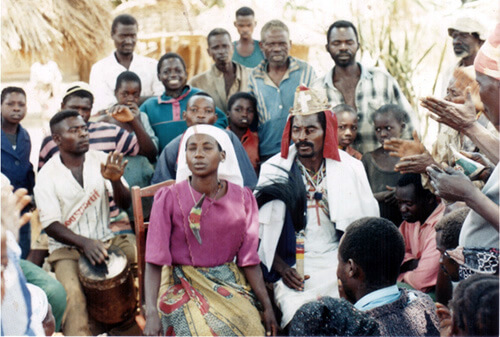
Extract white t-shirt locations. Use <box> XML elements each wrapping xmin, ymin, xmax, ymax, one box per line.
<box><xmin>89</xmin><ymin>52</ymin><xmax>164</xmax><ymax>113</ymax></box>
<box><xmin>34</xmin><ymin>150</ymin><xmax>126</xmax><ymax>253</ymax></box>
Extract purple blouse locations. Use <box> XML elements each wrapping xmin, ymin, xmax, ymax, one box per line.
<box><xmin>145</xmin><ymin>180</ymin><xmax>261</xmax><ymax>267</ymax></box>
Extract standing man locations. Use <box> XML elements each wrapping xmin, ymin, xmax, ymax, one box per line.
<box><xmin>34</xmin><ymin>110</ymin><xmax>135</xmax><ymax>336</ymax></box>
<box><xmin>256</xmin><ymin>86</ymin><xmax>378</xmax><ymax>329</ymax></box>
<box><xmin>314</xmin><ymin>20</ymin><xmax>417</xmax><ymax>154</ymax></box>
<box><xmin>189</xmin><ymin>28</ymin><xmax>251</xmax><ymax>114</ymax></box>
<box><xmin>89</xmin><ymin>14</ymin><xmax>163</xmax><ymax>114</ymax></box>
<box><xmin>232</xmin><ymin>7</ymin><xmax>265</xmax><ymax>68</ymax></box>
<box><xmin>249</xmin><ymin>20</ymin><xmax>316</xmax><ymax>161</ymax></box>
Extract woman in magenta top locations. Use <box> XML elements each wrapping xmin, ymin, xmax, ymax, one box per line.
<box><xmin>143</xmin><ymin>125</ymin><xmax>277</xmax><ymax>336</ymax></box>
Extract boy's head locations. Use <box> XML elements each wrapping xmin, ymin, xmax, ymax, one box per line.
<box><xmin>234</xmin><ymin>7</ymin><xmax>257</xmax><ymax>41</ymax></box>
<box><xmin>1</xmin><ymin>87</ymin><xmax>27</xmax><ymax>126</ymax></box>
<box><xmin>434</xmin><ymin>207</ymin><xmax>469</xmax><ymax>281</ymax></box>
<box><xmin>49</xmin><ymin>109</ymin><xmax>89</xmax><ymax>156</ymax></box>
<box><xmin>183</xmin><ymin>93</ymin><xmax>217</xmax><ymax>127</ymax></box>
<box><xmin>395</xmin><ymin>173</ymin><xmax>437</xmax><ymax>224</ymax></box>
<box><xmin>115</xmin><ymin>71</ymin><xmax>142</xmax><ymax>105</ymax></box>
<box><xmin>227</xmin><ymin>92</ymin><xmax>258</xmax><ymax>131</ymax></box>
<box><xmin>332</xmin><ymin>104</ymin><xmax>358</xmax><ymax>149</ymax></box>
<box><xmin>61</xmin><ymin>82</ymin><xmax>94</xmax><ymax>123</ymax></box>
<box><xmin>371</xmin><ymin>104</ymin><xmax>407</xmax><ymax>145</ymax></box>
<box><xmin>338</xmin><ymin>217</ymin><xmax>405</xmax><ymax>304</ymax></box>
<box><xmin>157</xmin><ymin>53</ymin><xmax>187</xmax><ymax>92</ymax></box>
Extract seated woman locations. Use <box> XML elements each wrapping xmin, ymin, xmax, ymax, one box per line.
<box><xmin>143</xmin><ymin>125</ymin><xmax>277</xmax><ymax>336</ymax></box>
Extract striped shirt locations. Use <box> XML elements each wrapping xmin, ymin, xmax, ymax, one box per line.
<box><xmin>249</xmin><ymin>57</ymin><xmax>317</xmax><ymax>157</ymax></box>
<box><xmin>38</xmin><ymin>121</ymin><xmax>139</xmax><ymax>170</ymax></box>
<box><xmin>312</xmin><ymin>64</ymin><xmax>418</xmax><ymax>154</ymax></box>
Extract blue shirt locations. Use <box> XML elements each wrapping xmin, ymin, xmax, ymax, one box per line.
<box><xmin>232</xmin><ymin>40</ymin><xmax>265</xmax><ymax>68</ymax></box>
<box><xmin>354</xmin><ymin>284</ymin><xmax>401</xmax><ymax>311</ymax></box>
<box><xmin>249</xmin><ymin>57</ymin><xmax>316</xmax><ymax>157</ymax></box>
<box><xmin>1</xmin><ymin>125</ymin><xmax>35</xmax><ymax>194</ymax></box>
<box><xmin>140</xmin><ymin>86</ymin><xmax>228</xmax><ymax>150</ymax></box>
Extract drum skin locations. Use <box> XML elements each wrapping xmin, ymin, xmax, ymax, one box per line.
<box><xmin>78</xmin><ymin>245</ymin><xmax>137</xmax><ymax>324</ymax></box>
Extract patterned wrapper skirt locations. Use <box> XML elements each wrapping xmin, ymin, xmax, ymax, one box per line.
<box><xmin>158</xmin><ymin>262</ymin><xmax>265</xmax><ymax>336</ymax></box>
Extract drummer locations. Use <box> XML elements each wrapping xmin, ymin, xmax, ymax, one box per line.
<box><xmin>34</xmin><ymin>110</ymin><xmax>136</xmax><ymax>336</ymax></box>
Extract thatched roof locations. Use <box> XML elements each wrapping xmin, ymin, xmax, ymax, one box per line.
<box><xmin>1</xmin><ymin>0</ymin><xmax>114</xmax><ymax>64</ymax></box>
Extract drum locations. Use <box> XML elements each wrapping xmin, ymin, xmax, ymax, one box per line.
<box><xmin>78</xmin><ymin>245</ymin><xmax>137</xmax><ymax>324</ymax></box>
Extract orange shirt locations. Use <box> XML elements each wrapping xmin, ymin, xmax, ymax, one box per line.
<box><xmin>228</xmin><ymin>127</ymin><xmax>260</xmax><ymax>171</ymax></box>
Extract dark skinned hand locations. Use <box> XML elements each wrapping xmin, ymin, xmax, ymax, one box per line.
<box><xmin>384</xmin><ymin>130</ymin><xmax>426</xmax><ymax>158</ymax></box>
<box><xmin>420</xmin><ymin>88</ymin><xmax>476</xmax><ymax>132</ymax></box>
<box><xmin>100</xmin><ymin>151</ymin><xmax>128</xmax><ymax>182</ymax></box>
<box><xmin>281</xmin><ymin>267</ymin><xmax>310</xmax><ymax>291</ymax></box>
<box><xmin>108</xmin><ymin>104</ymin><xmax>135</xmax><ymax>123</ymax></box>
<box><xmin>426</xmin><ymin>165</ymin><xmax>475</xmax><ymax>202</ymax></box>
<box><xmin>460</xmin><ymin>150</ymin><xmax>494</xmax><ymax>182</ymax></box>
<box><xmin>82</xmin><ymin>238</ymin><xmax>108</xmax><ymax>265</ymax></box>
<box><xmin>395</xmin><ymin>152</ymin><xmax>437</xmax><ymax>174</ymax></box>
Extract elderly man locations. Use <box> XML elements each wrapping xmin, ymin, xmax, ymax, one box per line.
<box><xmin>439</xmin><ymin>15</ymin><xmax>487</xmax><ymax>97</ymax></box>
<box><xmin>424</xmin><ymin>23</ymin><xmax>500</xmax><ymax>280</ymax></box>
<box><xmin>89</xmin><ymin>14</ymin><xmax>163</xmax><ymax>114</ymax></box>
<box><xmin>249</xmin><ymin>20</ymin><xmax>316</xmax><ymax>161</ymax></box>
<box><xmin>256</xmin><ymin>86</ymin><xmax>378</xmax><ymax>329</ymax></box>
<box><xmin>313</xmin><ymin>20</ymin><xmax>417</xmax><ymax>154</ymax></box>
<box><xmin>337</xmin><ymin>217</ymin><xmax>440</xmax><ymax>336</ymax></box>
<box><xmin>189</xmin><ymin>28</ymin><xmax>251</xmax><ymax>114</ymax></box>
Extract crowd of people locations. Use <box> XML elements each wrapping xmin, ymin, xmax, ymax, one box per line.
<box><xmin>1</xmin><ymin>6</ymin><xmax>499</xmax><ymax>337</ymax></box>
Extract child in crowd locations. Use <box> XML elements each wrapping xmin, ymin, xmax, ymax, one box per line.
<box><xmin>362</xmin><ymin>104</ymin><xmax>408</xmax><ymax>226</ymax></box>
<box><xmin>227</xmin><ymin>92</ymin><xmax>260</xmax><ymax>172</ymax></box>
<box><xmin>332</xmin><ymin>104</ymin><xmax>362</xmax><ymax>160</ymax></box>
<box><xmin>1</xmin><ymin>87</ymin><xmax>35</xmax><ymax>259</ymax></box>
<box><xmin>434</xmin><ymin>207</ymin><xmax>469</xmax><ymax>306</ymax></box>
<box><xmin>140</xmin><ymin>52</ymin><xmax>227</xmax><ymax>151</ymax></box>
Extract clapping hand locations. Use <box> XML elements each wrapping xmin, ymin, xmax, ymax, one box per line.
<box><xmin>100</xmin><ymin>151</ymin><xmax>128</xmax><ymax>182</ymax></box>
<box><xmin>384</xmin><ymin>130</ymin><xmax>426</xmax><ymax>158</ymax></box>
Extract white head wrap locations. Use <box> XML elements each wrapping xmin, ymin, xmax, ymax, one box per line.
<box><xmin>176</xmin><ymin>125</ymin><xmax>243</xmax><ymax>186</ymax></box>
<box><xmin>448</xmin><ymin>15</ymin><xmax>488</xmax><ymax>41</ymax></box>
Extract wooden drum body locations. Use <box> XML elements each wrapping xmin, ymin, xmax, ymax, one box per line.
<box><xmin>78</xmin><ymin>245</ymin><xmax>136</xmax><ymax>325</ymax></box>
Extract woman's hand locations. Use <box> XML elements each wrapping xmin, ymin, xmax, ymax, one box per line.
<box><xmin>262</xmin><ymin>307</ymin><xmax>278</xmax><ymax>336</ymax></box>
<box><xmin>143</xmin><ymin>310</ymin><xmax>162</xmax><ymax>336</ymax></box>
<box><xmin>420</xmin><ymin>89</ymin><xmax>476</xmax><ymax>132</ymax></box>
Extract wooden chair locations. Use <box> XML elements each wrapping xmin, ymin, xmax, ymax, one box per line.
<box><xmin>131</xmin><ymin>179</ymin><xmax>175</xmax><ymax>318</ymax></box>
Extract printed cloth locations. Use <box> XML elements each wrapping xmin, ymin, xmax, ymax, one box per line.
<box><xmin>158</xmin><ymin>263</ymin><xmax>265</xmax><ymax>336</ymax></box>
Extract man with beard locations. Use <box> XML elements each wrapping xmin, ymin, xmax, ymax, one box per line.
<box><xmin>395</xmin><ymin>173</ymin><xmax>444</xmax><ymax>293</ymax></box>
<box><xmin>313</xmin><ymin>20</ymin><xmax>416</xmax><ymax>154</ymax></box>
<box><xmin>438</xmin><ymin>16</ymin><xmax>486</xmax><ymax>97</ymax></box>
<box><xmin>189</xmin><ymin>28</ymin><xmax>251</xmax><ymax>114</ymax></box>
<box><xmin>89</xmin><ymin>14</ymin><xmax>163</xmax><ymax>114</ymax></box>
<box><xmin>249</xmin><ymin>20</ymin><xmax>316</xmax><ymax>161</ymax></box>
<box><xmin>256</xmin><ymin>86</ymin><xmax>378</xmax><ymax>330</ymax></box>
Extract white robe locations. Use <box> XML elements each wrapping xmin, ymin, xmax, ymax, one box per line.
<box><xmin>257</xmin><ymin>146</ymin><xmax>379</xmax><ymax>327</ymax></box>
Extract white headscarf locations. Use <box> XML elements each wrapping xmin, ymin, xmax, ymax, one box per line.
<box><xmin>176</xmin><ymin>125</ymin><xmax>243</xmax><ymax>186</ymax></box>
<box><xmin>27</xmin><ymin>283</ymin><xmax>49</xmax><ymax>326</ymax></box>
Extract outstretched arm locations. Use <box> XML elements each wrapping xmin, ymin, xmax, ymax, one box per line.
<box><xmin>427</xmin><ymin>165</ymin><xmax>499</xmax><ymax>231</ymax></box>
